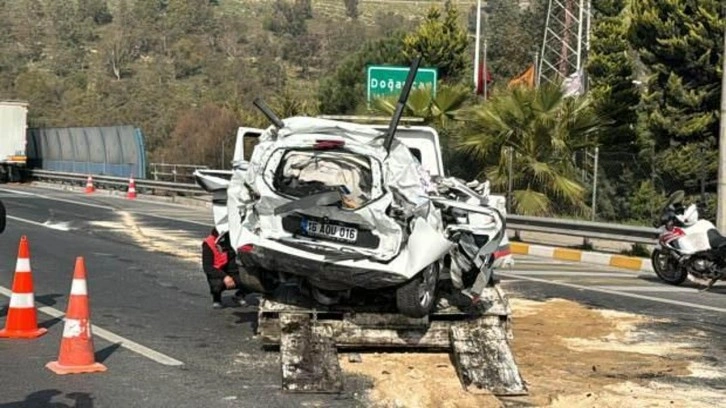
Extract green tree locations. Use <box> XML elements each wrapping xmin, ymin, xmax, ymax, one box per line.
<box><xmin>370</xmin><ymin>84</ymin><xmax>470</xmax><ymax>128</ymax></box>
<box><xmin>402</xmin><ymin>1</ymin><xmax>468</xmax><ymax>82</ymax></box>
<box><xmin>78</xmin><ymin>0</ymin><xmax>112</xmax><ymax>25</ymax></box>
<box><xmin>588</xmin><ymin>0</ymin><xmax>639</xmax><ymax>151</ymax></box>
<box><xmin>629</xmin><ymin>0</ymin><xmax>724</xmax><ymax>195</ymax></box>
<box><xmin>295</xmin><ymin>0</ymin><xmax>313</xmax><ymax>19</ymax></box>
<box><xmin>374</xmin><ymin>11</ymin><xmax>408</xmax><ymax>36</ymax></box>
<box><xmin>317</xmin><ymin>32</ymin><xmax>409</xmax><ymax>114</ymax></box>
<box><xmin>585</xmin><ymin>0</ymin><xmax>641</xmax><ymax>221</ymax></box>
<box><xmin>485</xmin><ymin>0</ymin><xmax>537</xmax><ymax>82</ymax></box>
<box><xmin>264</xmin><ymin>0</ymin><xmax>307</xmax><ymax>37</ymax></box>
<box><xmin>162</xmin><ymin>103</ymin><xmax>239</xmax><ymax>166</ymax></box>
<box><xmin>282</xmin><ymin>33</ymin><xmax>321</xmax><ymax>77</ymax></box>
<box><xmin>166</xmin><ymin>0</ymin><xmax>215</xmax><ymax>37</ymax></box>
<box><xmin>455</xmin><ymin>84</ymin><xmax>606</xmax><ymax>216</ymax></box>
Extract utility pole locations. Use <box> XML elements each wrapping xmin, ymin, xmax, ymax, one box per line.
<box><xmin>718</xmin><ymin>25</ymin><xmax>726</xmax><ymax>231</ymax></box>
<box><xmin>483</xmin><ymin>38</ymin><xmax>488</xmax><ymax>99</ymax></box>
<box><xmin>473</xmin><ymin>0</ymin><xmax>482</xmax><ymax>93</ymax></box>
<box><xmin>507</xmin><ymin>147</ymin><xmax>514</xmax><ymax>214</ymax></box>
<box><xmin>591</xmin><ymin>147</ymin><xmax>599</xmax><ymax>221</ymax></box>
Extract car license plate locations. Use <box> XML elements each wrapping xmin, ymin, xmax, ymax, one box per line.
<box><xmin>304</xmin><ymin>219</ymin><xmax>358</xmax><ymax>243</ymax></box>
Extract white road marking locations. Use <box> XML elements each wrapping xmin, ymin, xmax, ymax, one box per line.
<box><xmin>595</xmin><ymin>285</ymin><xmax>719</xmax><ymax>293</ymax></box>
<box><xmin>499</xmin><ymin>272</ymin><xmax>726</xmax><ymax>313</ymax></box>
<box><xmin>0</xmin><ymin>187</ymin><xmax>115</xmax><ymax>210</ymax></box>
<box><xmin>27</xmin><ymin>182</ymin><xmax>209</xmax><ymax>211</ymax></box>
<box><xmin>0</xmin><ymin>286</ymin><xmax>184</xmax><ymax>366</ymax></box>
<box><xmin>506</xmin><ymin>270</ymin><xmax>636</xmax><ymax>278</ymax></box>
<box><xmin>7</xmin><ymin>216</ymin><xmax>73</xmax><ymax>231</ymax></box>
<box><xmin>1</xmin><ymin>188</ymin><xmax>211</xmax><ymax>227</ymax></box>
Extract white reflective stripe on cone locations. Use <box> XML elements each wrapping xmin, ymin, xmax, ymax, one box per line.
<box><xmin>70</xmin><ymin>279</ymin><xmax>88</xmax><ymax>296</ymax></box>
<box><xmin>15</xmin><ymin>258</ymin><xmax>31</xmax><ymax>272</ymax></box>
<box><xmin>62</xmin><ymin>318</ymin><xmax>91</xmax><ymax>338</ymax></box>
<box><xmin>9</xmin><ymin>292</ymin><xmax>34</xmax><ymax>308</ymax></box>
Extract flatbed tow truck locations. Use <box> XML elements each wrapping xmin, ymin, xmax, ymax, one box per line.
<box><xmin>196</xmin><ymin>57</ymin><xmax>527</xmax><ymax>397</ymax></box>
<box><xmin>255</xmin><ymin>280</ymin><xmax>526</xmax><ymax>396</ymax></box>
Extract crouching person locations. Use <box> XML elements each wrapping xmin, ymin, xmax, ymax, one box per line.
<box><xmin>202</xmin><ymin>228</ymin><xmax>246</xmax><ymax>309</ymax></box>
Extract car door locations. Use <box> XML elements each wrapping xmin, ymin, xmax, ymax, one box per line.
<box><xmin>194</xmin><ymin>127</ymin><xmax>264</xmax><ymax>232</ymax></box>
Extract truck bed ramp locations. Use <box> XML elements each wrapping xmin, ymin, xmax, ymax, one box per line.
<box><xmin>279</xmin><ymin>313</ymin><xmax>343</xmax><ymax>393</ymax></box>
<box><xmin>261</xmin><ymin>284</ymin><xmax>527</xmax><ymax>396</ymax></box>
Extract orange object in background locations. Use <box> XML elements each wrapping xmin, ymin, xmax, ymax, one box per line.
<box><xmin>85</xmin><ymin>175</ymin><xmax>95</xmax><ymax>194</ymax></box>
<box><xmin>126</xmin><ymin>176</ymin><xmax>137</xmax><ymax>199</ymax></box>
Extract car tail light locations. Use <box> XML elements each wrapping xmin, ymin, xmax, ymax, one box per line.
<box><xmin>313</xmin><ymin>140</ymin><xmax>345</xmax><ymax>150</ymax></box>
<box><xmin>238</xmin><ymin>244</ymin><xmax>254</xmax><ymax>253</ymax></box>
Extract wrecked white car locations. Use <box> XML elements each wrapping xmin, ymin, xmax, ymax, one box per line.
<box><xmin>196</xmin><ymin>117</ymin><xmax>512</xmax><ymax>317</ymax></box>
<box><xmin>196</xmin><ymin>61</ymin><xmax>512</xmax><ymax>317</ymax></box>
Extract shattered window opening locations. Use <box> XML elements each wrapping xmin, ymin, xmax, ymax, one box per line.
<box><xmin>273</xmin><ymin>150</ymin><xmax>375</xmax><ymax>209</ymax></box>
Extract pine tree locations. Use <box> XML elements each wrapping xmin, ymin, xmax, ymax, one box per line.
<box><xmin>486</xmin><ymin>0</ymin><xmax>537</xmax><ymax>82</ymax></box>
<box><xmin>629</xmin><ymin>0</ymin><xmax>724</xmax><ymax>194</ymax></box>
<box><xmin>585</xmin><ymin>0</ymin><xmax>642</xmax><ymax>221</ymax></box>
<box><xmin>402</xmin><ymin>0</ymin><xmax>468</xmax><ymax>82</ymax></box>
<box><xmin>317</xmin><ymin>32</ymin><xmax>409</xmax><ymax>114</ymax></box>
<box><xmin>587</xmin><ymin>0</ymin><xmax>639</xmax><ymax>151</ymax></box>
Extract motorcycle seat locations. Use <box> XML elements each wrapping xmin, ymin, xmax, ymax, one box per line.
<box><xmin>707</xmin><ymin>229</ymin><xmax>726</xmax><ymax>248</ymax></box>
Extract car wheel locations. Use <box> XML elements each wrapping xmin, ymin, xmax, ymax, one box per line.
<box><xmin>651</xmin><ymin>249</ymin><xmax>687</xmax><ymax>285</ymax></box>
<box><xmin>396</xmin><ymin>262</ymin><xmax>439</xmax><ymax>318</ymax></box>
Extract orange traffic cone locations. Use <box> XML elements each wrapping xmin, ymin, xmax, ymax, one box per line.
<box><xmin>85</xmin><ymin>175</ymin><xmax>95</xmax><ymax>194</ymax></box>
<box><xmin>126</xmin><ymin>176</ymin><xmax>137</xmax><ymax>199</ymax></box>
<box><xmin>0</xmin><ymin>236</ymin><xmax>47</xmax><ymax>339</ymax></box>
<box><xmin>46</xmin><ymin>257</ymin><xmax>106</xmax><ymax>375</ymax></box>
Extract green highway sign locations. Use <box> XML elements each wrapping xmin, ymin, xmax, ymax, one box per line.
<box><xmin>367</xmin><ymin>65</ymin><xmax>438</xmax><ymax>102</ymax></box>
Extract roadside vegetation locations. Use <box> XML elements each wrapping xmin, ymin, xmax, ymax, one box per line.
<box><xmin>0</xmin><ymin>0</ymin><xmax>723</xmax><ymax>222</ymax></box>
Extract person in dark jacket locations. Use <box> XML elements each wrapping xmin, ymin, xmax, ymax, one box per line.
<box><xmin>202</xmin><ymin>228</ymin><xmax>246</xmax><ymax>309</ymax></box>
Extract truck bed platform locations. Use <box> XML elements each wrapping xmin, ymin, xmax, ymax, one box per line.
<box><xmin>256</xmin><ymin>284</ymin><xmax>527</xmax><ymax>395</ymax></box>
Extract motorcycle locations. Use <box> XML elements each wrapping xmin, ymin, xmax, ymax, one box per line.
<box><xmin>651</xmin><ymin>190</ymin><xmax>726</xmax><ymax>290</ymax></box>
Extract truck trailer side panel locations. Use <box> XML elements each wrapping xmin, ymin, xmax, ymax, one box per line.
<box><xmin>0</xmin><ymin>101</ymin><xmax>29</xmax><ymax>182</ymax></box>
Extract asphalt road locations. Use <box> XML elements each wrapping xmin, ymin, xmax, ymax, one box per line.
<box><xmin>0</xmin><ymin>185</ymin><xmax>365</xmax><ymax>408</ymax></box>
<box><xmin>0</xmin><ymin>184</ymin><xmax>724</xmax><ymax>407</ymax></box>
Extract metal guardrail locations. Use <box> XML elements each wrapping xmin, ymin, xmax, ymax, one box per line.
<box><xmin>149</xmin><ymin>163</ymin><xmax>209</xmax><ymax>183</ymax></box>
<box><xmin>27</xmin><ymin>169</ymin><xmax>660</xmax><ymax>244</ymax></box>
<box><xmin>507</xmin><ymin>215</ymin><xmax>659</xmax><ymax>245</ymax></box>
<box><xmin>29</xmin><ymin>169</ymin><xmax>205</xmax><ymax>196</ymax></box>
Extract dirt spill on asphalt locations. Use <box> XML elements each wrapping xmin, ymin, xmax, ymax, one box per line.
<box><xmin>341</xmin><ymin>297</ymin><xmax>722</xmax><ymax>407</ymax></box>
<box><xmin>89</xmin><ymin>211</ymin><xmax>200</xmax><ymax>263</ymax></box>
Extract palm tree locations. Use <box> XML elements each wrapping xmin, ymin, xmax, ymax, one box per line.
<box><xmin>455</xmin><ymin>83</ymin><xmax>607</xmax><ymax>216</ymax></box>
<box><xmin>370</xmin><ymin>84</ymin><xmax>476</xmax><ymax>179</ymax></box>
<box><xmin>369</xmin><ymin>84</ymin><xmax>470</xmax><ymax>128</ymax></box>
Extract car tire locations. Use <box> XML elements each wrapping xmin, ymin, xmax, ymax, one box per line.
<box><xmin>396</xmin><ymin>262</ymin><xmax>439</xmax><ymax>318</ymax></box>
<box><xmin>651</xmin><ymin>248</ymin><xmax>687</xmax><ymax>285</ymax></box>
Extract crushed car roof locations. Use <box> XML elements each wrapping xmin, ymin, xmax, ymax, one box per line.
<box><xmin>262</xmin><ymin>116</ymin><xmax>385</xmax><ymax>143</ymax></box>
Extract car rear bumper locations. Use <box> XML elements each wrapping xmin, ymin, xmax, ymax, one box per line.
<box><xmin>237</xmin><ymin>216</ymin><xmax>453</xmax><ymax>290</ymax></box>
<box><xmin>239</xmin><ymin>243</ymin><xmax>410</xmax><ymax>290</ymax></box>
